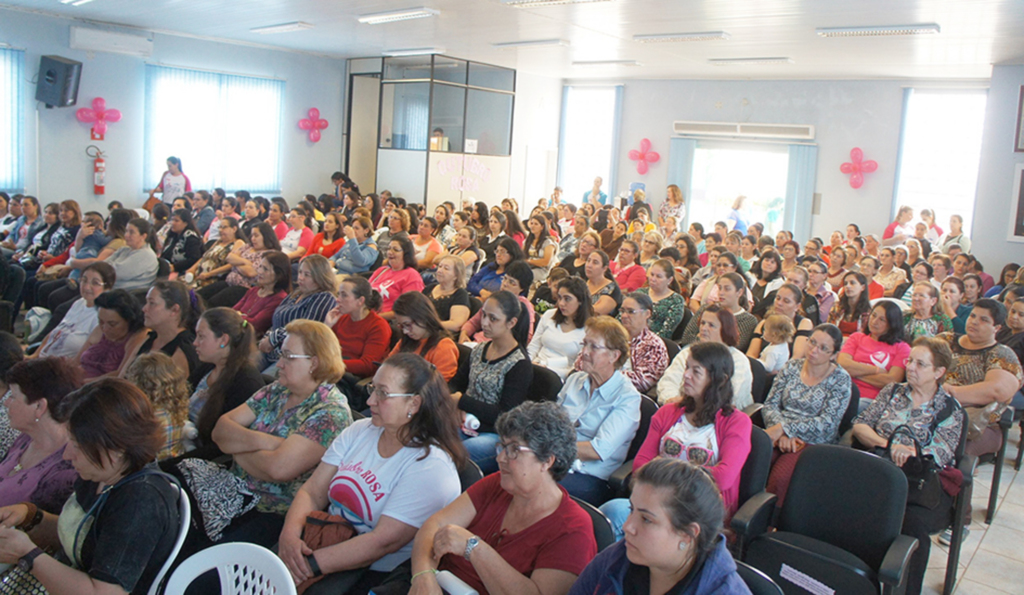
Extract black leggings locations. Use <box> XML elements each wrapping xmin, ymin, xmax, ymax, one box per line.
<box><xmin>198</xmin><ymin>282</ymin><xmax>249</xmax><ymax>308</ymax></box>
<box><xmin>903</xmin><ymin>491</ymin><xmax>954</xmax><ymax>595</ymax></box>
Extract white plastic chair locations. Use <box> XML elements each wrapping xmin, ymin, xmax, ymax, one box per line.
<box><xmin>148</xmin><ymin>484</ymin><xmax>191</xmax><ymax>595</ymax></box>
<box><xmin>163</xmin><ymin>542</ymin><xmax>296</xmax><ymax>595</ymax></box>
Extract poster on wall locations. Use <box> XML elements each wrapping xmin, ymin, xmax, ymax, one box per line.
<box><xmin>1016</xmin><ymin>86</ymin><xmax>1024</xmax><ymax>152</ymax></box>
<box><xmin>1010</xmin><ymin>163</ymin><xmax>1024</xmax><ymax>243</ymax></box>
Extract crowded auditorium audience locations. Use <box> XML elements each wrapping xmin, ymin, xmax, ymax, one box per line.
<box><xmin>0</xmin><ymin>178</ymin><xmax>1021</xmax><ymax>595</ymax></box>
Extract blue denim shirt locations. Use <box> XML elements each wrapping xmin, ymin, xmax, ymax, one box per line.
<box><xmin>557</xmin><ymin>369</ymin><xmax>641</xmax><ymax>480</ymax></box>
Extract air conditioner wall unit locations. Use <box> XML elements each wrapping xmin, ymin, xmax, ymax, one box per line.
<box><xmin>673</xmin><ymin>120</ymin><xmax>815</xmax><ymax>140</ymax></box>
<box><xmin>70</xmin><ymin>26</ymin><xmax>154</xmax><ymax>58</ymax></box>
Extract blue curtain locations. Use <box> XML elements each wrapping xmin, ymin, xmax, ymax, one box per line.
<box><xmin>667</xmin><ymin>138</ymin><xmax>697</xmax><ymax>229</ymax></box>
<box><xmin>0</xmin><ymin>49</ymin><xmax>23</xmax><ymax>192</ymax></box>
<box><xmin>784</xmin><ymin>144</ymin><xmax>818</xmax><ymax>242</ymax></box>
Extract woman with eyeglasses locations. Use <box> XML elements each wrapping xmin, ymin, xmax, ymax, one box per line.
<box><xmin>747</xmin><ymin>283</ymin><xmax>814</xmax><ymax>361</ymax></box>
<box><xmin>211</xmin><ymin>319</ymin><xmax>351</xmax><ymax>547</ymax></box>
<box><xmin>467</xmin><ymin>237</ymin><xmax>525</xmax><ymax>300</ymax></box>
<box><xmin>762</xmin><ymin>324</ymin><xmax>852</xmax><ymax>504</ymax></box>
<box><xmin>388</xmin><ymin>292</ymin><xmax>460</xmax><ymax>383</ymax></box>
<box><xmin>838</xmin><ymin>301</ymin><xmax>910</xmax><ymax>404</ymax></box>
<box><xmin>600</xmin><ymin>341</ymin><xmax>752</xmax><ymax>538</ymax></box>
<box><xmin>31</xmin><ymin>262</ymin><xmax>113</xmax><ymax>360</ymax></box>
<box><xmin>279</xmin><ymin>354</ymin><xmax>466</xmax><ymax>593</ymax></box>
<box><xmin>459</xmin><ymin>261</ymin><xmax>537</xmax><ymax>345</ymax></box>
<box><xmin>637</xmin><ymin>231</ymin><xmax>663</xmax><ymax>270</ymax></box>
<box><xmin>383</xmin><ymin>401</ymin><xmax>596</xmax><ymax>595</ymax></box>
<box><xmin>609</xmin><ymin>240</ymin><xmax>646</xmax><ymax>293</ymax></box>
<box><xmin>610</xmin><ymin>293</ymin><xmax>669</xmax><ymax>394</ymax></box>
<box><xmin>852</xmin><ymin>337</ymin><xmax>965</xmax><ymax>595</ymax></box>
<box><xmin>528</xmin><ymin>277</ymin><xmax>591</xmax><ymax>381</ymax></box>
<box><xmin>904</xmin><ymin>281</ymin><xmax>954</xmax><ymax>341</ymax></box>
<box><xmin>184</xmin><ymin>216</ymin><xmax>245</xmax><ymax>289</ymax></box>
<box><xmin>637</xmin><ymin>259</ymin><xmax>687</xmax><ymax>342</ymax></box>
<box><xmin>557</xmin><ymin>228</ymin><xmax>600</xmax><ymax>279</ymax></box>
<box><xmin>259</xmin><ymin>254</ymin><xmax>337</xmax><ymax>371</ymax></box>
<box><xmin>689</xmin><ymin>252</ymin><xmax>743</xmax><ymax>312</ymax></box>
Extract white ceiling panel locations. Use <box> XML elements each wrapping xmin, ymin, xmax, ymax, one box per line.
<box><xmin>1</xmin><ymin>0</ymin><xmax>1022</xmax><ymax>79</ymax></box>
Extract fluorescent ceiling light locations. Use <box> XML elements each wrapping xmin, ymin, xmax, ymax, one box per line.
<box><xmin>709</xmin><ymin>57</ymin><xmax>793</xmax><ymax>65</ymax></box>
<box><xmin>816</xmin><ymin>24</ymin><xmax>940</xmax><ymax>37</ymax></box>
<box><xmin>250</xmin><ymin>21</ymin><xmax>314</xmax><ymax>34</ymax></box>
<box><xmin>493</xmin><ymin>38</ymin><xmax>569</xmax><ymax>49</ymax></box>
<box><xmin>634</xmin><ymin>31</ymin><xmax>730</xmax><ymax>43</ymax></box>
<box><xmin>501</xmin><ymin>0</ymin><xmax>612</xmax><ymax>7</ymax></box>
<box><xmin>383</xmin><ymin>47</ymin><xmax>445</xmax><ymax>57</ymax></box>
<box><xmin>357</xmin><ymin>7</ymin><xmax>440</xmax><ymax>25</ymax></box>
<box><xmin>572</xmin><ymin>59</ymin><xmax>640</xmax><ymax>67</ymax></box>
<box><xmin>71</xmin><ymin>0</ymin><xmax>95</xmax><ymax>5</ymax></box>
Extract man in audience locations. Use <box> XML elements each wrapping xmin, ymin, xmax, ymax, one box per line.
<box><xmin>858</xmin><ymin>255</ymin><xmax>885</xmax><ymax>299</ymax></box>
<box><xmin>805</xmin><ymin>260</ymin><xmax>837</xmax><ymax>323</ymax></box>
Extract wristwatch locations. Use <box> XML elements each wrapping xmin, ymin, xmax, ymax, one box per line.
<box><xmin>464</xmin><ymin>536</ymin><xmax>481</xmax><ymax>560</ymax></box>
<box><xmin>18</xmin><ymin>547</ymin><xmax>43</xmax><ymax>573</ymax></box>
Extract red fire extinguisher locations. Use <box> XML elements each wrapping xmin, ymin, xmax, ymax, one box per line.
<box><xmin>86</xmin><ymin>145</ymin><xmax>105</xmax><ymax>195</ymax></box>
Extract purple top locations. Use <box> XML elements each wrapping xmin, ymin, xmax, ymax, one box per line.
<box><xmin>0</xmin><ymin>435</ymin><xmax>78</xmax><ymax>513</ymax></box>
<box><xmin>80</xmin><ymin>335</ymin><xmax>128</xmax><ymax>378</ymax></box>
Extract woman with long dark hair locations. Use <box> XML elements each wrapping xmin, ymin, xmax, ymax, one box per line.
<box><xmin>467</xmin><ymin>237</ymin><xmax>525</xmax><ymax>299</ymax></box>
<box><xmin>199</xmin><ymin>220</ymin><xmax>282</xmax><ymax>308</ymax></box>
<box><xmin>523</xmin><ymin>214</ymin><xmax>556</xmax><ymax>284</ymax></box>
<box><xmin>161</xmin><ymin>208</ymin><xmax>203</xmax><ymax>275</ymax></box>
<box><xmin>838</xmin><ymin>300</ymin><xmax>911</xmax><ymax>403</ymax></box>
<box><xmin>389</xmin><ymin>292</ymin><xmax>460</xmax><ymax>382</ymax></box>
<box><xmin>528</xmin><ymin>276</ymin><xmax>590</xmax><ymax>380</ymax></box>
<box><xmin>369</xmin><ymin>235</ymin><xmax>425</xmax><ymax>317</ymax></box>
<box><xmin>828</xmin><ymin>271</ymin><xmax>873</xmax><ymax>337</ymax></box>
<box><xmin>122</xmin><ymin>279</ymin><xmax>201</xmax><ymax>377</ymax></box>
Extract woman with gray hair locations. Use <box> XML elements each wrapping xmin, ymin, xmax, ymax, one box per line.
<box><xmin>379</xmin><ymin>401</ymin><xmax>597</xmax><ymax>595</ymax></box>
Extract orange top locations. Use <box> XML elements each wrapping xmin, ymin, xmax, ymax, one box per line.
<box><xmin>388</xmin><ymin>336</ymin><xmax>460</xmax><ymax>381</ymax></box>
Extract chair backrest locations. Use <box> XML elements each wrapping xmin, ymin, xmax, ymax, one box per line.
<box><xmin>146</xmin><ymin>485</ymin><xmax>191</xmax><ymax>595</ymax></box>
<box><xmin>157</xmin><ymin>257</ymin><xmax>171</xmax><ymax>279</ymax></box>
<box><xmin>458</xmin><ymin>459</ymin><xmax>484</xmax><ymax>491</ymax></box>
<box><xmin>736</xmin><ymin>560</ymin><xmax>784</xmax><ymax>595</ymax></box>
<box><xmin>455</xmin><ymin>343</ymin><xmax>473</xmax><ymax>381</ymax></box>
<box><xmin>747</xmin><ymin>356</ymin><xmax>767</xmax><ymax>404</ymax></box>
<box><xmin>779</xmin><ymin>445</ymin><xmax>908</xmax><ymax>571</ymax></box>
<box><xmin>663</xmin><ymin>338</ymin><xmax>680</xmax><ymax>363</ymax></box>
<box><xmin>527</xmin><ymin>364</ymin><xmax>563</xmax><ymax>403</ymax></box>
<box><xmin>625</xmin><ymin>396</ymin><xmax>660</xmax><ymax>463</ymax></box>
<box><xmin>165</xmin><ymin>542</ymin><xmax>297</xmax><ymax>595</ymax></box>
<box><xmin>837</xmin><ymin>380</ymin><xmax>861</xmax><ymax>436</ymax></box>
<box><xmin>671</xmin><ymin>308</ymin><xmax>693</xmax><ymax>342</ymax></box>
<box><xmin>570</xmin><ymin>495</ymin><xmax>616</xmax><ymax>552</ymax></box>
<box><xmin>351</xmin><ymin>409</ymin><xmax>366</xmax><ymax>421</ymax></box>
<box><xmin>468</xmin><ymin>296</ymin><xmax>483</xmax><ymax>318</ymax></box>
<box><xmin>738</xmin><ymin>425</ymin><xmax>773</xmax><ymax>505</ymax></box>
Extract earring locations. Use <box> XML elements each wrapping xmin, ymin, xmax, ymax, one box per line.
<box><xmin>678</xmin><ymin>541</ymin><xmax>686</xmax><ymax>550</ymax></box>
<box><xmin>407</xmin><ymin>411</ymin><xmax>413</xmax><ymax>419</ymax></box>
<box><xmin>219</xmin><ymin>344</ymin><xmax>226</xmax><ymax>349</ymax></box>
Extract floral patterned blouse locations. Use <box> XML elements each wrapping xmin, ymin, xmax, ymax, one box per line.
<box><xmin>903</xmin><ymin>312</ymin><xmax>953</xmax><ymax>342</ymax></box>
<box><xmin>230</xmin><ymin>381</ymin><xmax>351</xmax><ymax>514</ymax></box>
<box><xmin>762</xmin><ymin>359</ymin><xmax>852</xmax><ymax>445</ymax></box>
<box><xmin>638</xmin><ymin>288</ymin><xmax>687</xmax><ymax>341</ymax></box>
<box><xmin>853</xmin><ymin>382</ymin><xmax>964</xmax><ymax>467</ymax></box>
<box><xmin>936</xmin><ymin>333</ymin><xmax>1023</xmax><ymax>389</ymax></box>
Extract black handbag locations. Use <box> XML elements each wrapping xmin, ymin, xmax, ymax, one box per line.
<box><xmin>885</xmin><ymin>426</ymin><xmax>944</xmax><ymax>509</ymax></box>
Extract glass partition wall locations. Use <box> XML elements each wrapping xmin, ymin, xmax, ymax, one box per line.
<box><xmin>363</xmin><ymin>55</ymin><xmax>514</xmax><ymax>210</ymax></box>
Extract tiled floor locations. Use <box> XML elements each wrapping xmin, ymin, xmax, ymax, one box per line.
<box><xmin>922</xmin><ymin>424</ymin><xmax>1024</xmax><ymax>595</ymax></box>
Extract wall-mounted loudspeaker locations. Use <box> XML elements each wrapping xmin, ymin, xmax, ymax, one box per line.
<box><xmin>35</xmin><ymin>55</ymin><xmax>82</xmax><ymax>108</ymax></box>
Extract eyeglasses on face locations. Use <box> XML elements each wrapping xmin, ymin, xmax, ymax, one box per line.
<box><xmin>580</xmin><ymin>341</ymin><xmax>613</xmax><ymax>352</ymax></box>
<box><xmin>495</xmin><ymin>442</ymin><xmax>534</xmax><ymax>460</ymax></box>
<box><xmin>806</xmin><ymin>338</ymin><xmax>833</xmax><ymax>354</ymax></box>
<box><xmin>367</xmin><ymin>383</ymin><xmax>415</xmax><ymax>399</ymax></box>
<box><xmin>280</xmin><ymin>350</ymin><xmax>313</xmax><ymax>361</ymax></box>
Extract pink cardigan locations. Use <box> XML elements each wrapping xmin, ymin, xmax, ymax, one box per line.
<box><xmin>610</xmin><ymin>262</ymin><xmax>647</xmax><ymax>293</ymax></box>
<box><xmin>633</xmin><ymin>405</ymin><xmax>752</xmax><ymax>515</ymax></box>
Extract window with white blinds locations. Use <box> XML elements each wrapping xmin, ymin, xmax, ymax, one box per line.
<box><xmin>0</xmin><ymin>48</ymin><xmax>24</xmax><ymax>193</ymax></box>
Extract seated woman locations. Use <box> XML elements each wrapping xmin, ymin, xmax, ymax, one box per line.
<box><xmin>611</xmin><ymin>293</ymin><xmax>670</xmax><ymax>394</ymax></box>
<box><xmin>0</xmin><ymin>333</ymin><xmax>24</xmax><ymax>460</ymax></box>
<box><xmin>689</xmin><ymin>252</ymin><xmax>745</xmax><ymax>312</ymax></box>
<box><xmin>103</xmin><ymin>218</ymin><xmax>159</xmax><ymax>291</ymax></box>
<box><xmin>829</xmin><ymin>271</ymin><xmax>872</xmax><ymax>337</ymax></box>
<box><xmin>411</xmin><ymin>217</ymin><xmax>443</xmax><ymax>271</ymax></box>
<box><xmin>557</xmin><ymin>230</ymin><xmax>601</xmax><ymax>278</ymax></box>
<box><xmin>387</xmin><ymin>401</ymin><xmax>597</xmax><ymax>595</ymax></box>
<box><xmin>477</xmin><ymin>211</ymin><xmax>508</xmax><ymax>262</ymax></box>
<box><xmin>121</xmin><ymin>280</ymin><xmax>200</xmax><ymax>377</ymax></box>
<box><xmin>424</xmin><ymin>256</ymin><xmax>471</xmax><ymax>334</ymax></box>
<box><xmin>205</xmin><ymin>193</ymin><xmax>240</xmax><ymax>242</ymax></box>
<box><xmin>459</xmin><ymin>261</ymin><xmax>536</xmax><ymax>345</ymax></box>
<box><xmin>523</xmin><ymin>215</ymin><xmax>557</xmax><ymax>285</ymax></box>
<box><xmin>184</xmin><ymin>216</ymin><xmax>244</xmax><ymax>289</ymax></box>
<box><xmin>333</xmin><ymin>217</ymin><xmax>379</xmax><ymax>275</ymax></box>
<box><xmin>447</xmin><ymin>227</ymin><xmax>482</xmax><ymax>284</ymax></box>
<box><xmin>389</xmin><ymin>292</ymin><xmax>460</xmax><ymax>382</ymax></box>
<box><xmin>838</xmin><ymin>301</ymin><xmax>911</xmax><ymax>403</ymax></box>
<box><xmin>638</xmin><ymin>259</ymin><xmax>687</xmax><ymax>341</ymax></box>
<box><xmin>199</xmin><ymin>221</ymin><xmax>281</xmax><ymax>308</ymax></box>
<box><xmin>324</xmin><ymin>276</ymin><xmax>392</xmax><ymax>381</ymax></box>
<box><xmin>0</xmin><ymin>358</ymin><xmax>81</xmax><ymax>512</ymax></box>
<box><xmin>609</xmin><ymin>240</ymin><xmax>646</xmax><ymax>293</ymax></box>
<box><xmin>233</xmin><ymin>250</ymin><xmax>290</xmax><ymax>336</ymax></box>
<box><xmin>962</xmin><ymin>273</ymin><xmax>984</xmax><ymax>308</ymax></box>
<box><xmin>904</xmin><ymin>281</ymin><xmax>954</xmax><ymax>341</ymax></box>
<box><xmin>467</xmin><ymin>237</ymin><xmax>525</xmax><ymax>300</ymax></box>
<box><xmin>557</xmin><ymin>316</ymin><xmax>642</xmax><ymax>505</ymax></box>
<box><xmin>309</xmin><ymin>212</ymin><xmax>346</xmax><ymax>259</ymax></box>
<box><xmin>747</xmin><ymin>283</ymin><xmax>814</xmax><ymax>360</ymax></box>
<box><xmin>258</xmin><ymin>254</ymin><xmax>337</xmax><ymax>371</ymax></box>
<box><xmin>750</xmin><ymin>249</ymin><xmax>785</xmax><ymax>306</ymax></box>
<box><xmin>450</xmin><ymin>291</ymin><xmax>533</xmax><ymax>473</ymax></box>
<box><xmin>282</xmin><ymin>208</ymin><xmax>315</xmax><ymax>262</ymax></box>
<box><xmin>211</xmin><ymin>320</ymin><xmax>352</xmax><ymax>546</ymax></box>
<box><xmin>584</xmin><ymin>250</ymin><xmax>623</xmax><ymax>317</ymax></box>
<box><xmin>601</xmin><ymin>221</ymin><xmax>628</xmax><ymax>262</ymax></box>
<box><xmin>76</xmin><ymin>289</ymin><xmax>148</xmax><ymax>379</ymax></box>
<box><xmin>528</xmin><ymin>276</ymin><xmax>590</xmax><ymax>381</ymax></box>
<box><xmin>572</xmin><ymin>458</ymin><xmax>748</xmax><ymax>595</ymax></box>
<box><xmin>657</xmin><ymin>305</ymin><xmax>754</xmax><ymax>409</ymax></box>
<box><xmin>279</xmin><ymin>354</ymin><xmax>466</xmax><ymax>593</ymax></box>
<box><xmin>370</xmin><ymin>236</ymin><xmax>426</xmax><ymax>318</ymax></box>
<box><xmin>32</xmin><ymin>262</ymin><xmax>113</xmax><ymax>360</ymax></box>
<box><xmin>875</xmin><ymin>247</ymin><xmax>908</xmax><ymax>297</ymax></box>
<box><xmin>0</xmin><ymin>377</ymin><xmax>181</xmax><ymax>595</ymax></box>
<box><xmin>160</xmin><ymin>208</ymin><xmax>203</xmax><ymax>277</ymax></box>
<box><xmin>125</xmin><ymin>353</ymin><xmax>190</xmax><ymax>461</ymax></box>
<box><xmin>762</xmin><ymin>325</ymin><xmax>852</xmax><ymax>504</ymax></box>
<box><xmin>680</xmin><ymin>272</ymin><xmax>758</xmax><ymax>352</ymax></box>
<box><xmin>599</xmin><ymin>341</ymin><xmax>752</xmax><ymax>537</ymax></box>
<box><xmin>186</xmin><ymin>307</ymin><xmax>265</xmax><ymax>460</ymax></box>
<box><xmin>939</xmin><ymin>276</ymin><xmax>972</xmax><ymax>334</ymax></box>
<box><xmin>852</xmin><ymin>338</ymin><xmax>965</xmax><ymax>595</ymax></box>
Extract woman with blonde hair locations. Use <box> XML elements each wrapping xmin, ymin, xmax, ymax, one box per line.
<box><xmin>658</xmin><ymin>184</ymin><xmax>686</xmax><ymax>234</ymax></box>
<box><xmin>424</xmin><ymin>255</ymin><xmax>471</xmax><ymax>333</ymax></box>
<box><xmin>125</xmin><ymin>352</ymin><xmax>190</xmax><ymax>460</ymax></box>
<box><xmin>638</xmin><ymin>231</ymin><xmax>663</xmax><ymax>269</ymax></box>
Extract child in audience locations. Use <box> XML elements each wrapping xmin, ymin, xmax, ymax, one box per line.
<box><xmin>760</xmin><ymin>314</ymin><xmax>795</xmax><ymax>373</ymax></box>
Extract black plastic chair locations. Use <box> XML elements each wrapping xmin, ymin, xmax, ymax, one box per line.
<box><xmin>981</xmin><ymin>407</ymin><xmax>1013</xmax><ymax>524</ymax></box>
<box><xmin>837</xmin><ymin>381</ymin><xmax>861</xmax><ymax>437</ymax></box>
<box><xmin>458</xmin><ymin>460</ymin><xmax>484</xmax><ymax>492</ymax></box>
<box><xmin>570</xmin><ymin>495</ymin><xmax>616</xmax><ymax>552</ymax></box>
<box><xmin>736</xmin><ymin>561</ymin><xmax>784</xmax><ymax>595</ymax></box>
<box><xmin>157</xmin><ymin>257</ymin><xmax>171</xmax><ymax>279</ymax></box>
<box><xmin>738</xmin><ymin>425</ymin><xmax>773</xmax><ymax>508</ymax></box>
<box><xmin>671</xmin><ymin>308</ymin><xmax>693</xmax><ymax>342</ymax></box>
<box><xmin>468</xmin><ymin>296</ymin><xmax>483</xmax><ymax>318</ymax></box>
<box><xmin>748</xmin><ymin>356</ymin><xmax>767</xmax><ymax>404</ymax></box>
<box><xmin>663</xmin><ymin>338</ymin><xmax>680</xmax><ymax>363</ymax></box>
<box><xmin>527</xmin><ymin>364</ymin><xmax>562</xmax><ymax>403</ymax></box>
<box><xmin>453</xmin><ymin>343</ymin><xmax>473</xmax><ymax>385</ymax></box>
<box><xmin>357</xmin><ymin>250</ymin><xmax>384</xmax><ymax>279</ymax></box>
<box><xmin>732</xmin><ymin>445</ymin><xmax>917</xmax><ymax>595</ymax></box>
<box><xmin>607</xmin><ymin>395</ymin><xmax>660</xmax><ymax>497</ymax></box>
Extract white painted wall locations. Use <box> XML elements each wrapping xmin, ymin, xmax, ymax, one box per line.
<box><xmin>509</xmin><ymin>71</ymin><xmax>562</xmax><ymax>215</ymax></box>
<box><xmin>972</xmin><ymin>65</ymin><xmax>1024</xmax><ymax>268</ymax></box>
<box><xmin>3</xmin><ymin>8</ymin><xmax>345</xmax><ymax>214</ymax></box>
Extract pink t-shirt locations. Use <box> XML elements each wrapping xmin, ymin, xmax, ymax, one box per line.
<box><xmin>369</xmin><ymin>266</ymin><xmax>425</xmax><ymax>312</ymax></box>
<box><xmin>840</xmin><ymin>332</ymin><xmax>911</xmax><ymax>400</ymax></box>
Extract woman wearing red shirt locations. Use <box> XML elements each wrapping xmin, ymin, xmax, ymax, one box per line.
<box><xmin>308</xmin><ymin>212</ymin><xmax>345</xmax><ymax>259</ymax></box>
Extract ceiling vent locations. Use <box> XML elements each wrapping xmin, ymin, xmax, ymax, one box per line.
<box><xmin>673</xmin><ymin>120</ymin><xmax>815</xmax><ymax>140</ymax></box>
<box><xmin>70</xmin><ymin>26</ymin><xmax>153</xmax><ymax>57</ymax></box>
